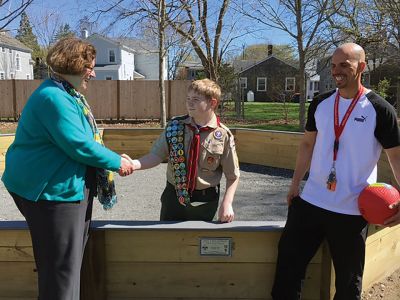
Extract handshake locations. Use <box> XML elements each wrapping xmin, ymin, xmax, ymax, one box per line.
<box><xmin>118</xmin><ymin>153</ymin><xmax>139</xmax><ymax>177</ymax></box>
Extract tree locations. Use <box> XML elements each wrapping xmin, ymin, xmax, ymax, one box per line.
<box><xmin>165</xmin><ymin>0</ymin><xmax>249</xmax><ymax>82</ymax></box>
<box><xmin>237</xmin><ymin>0</ymin><xmax>343</xmax><ymax>130</ymax></box>
<box><xmin>15</xmin><ymin>11</ymin><xmax>41</xmax><ymax>58</ymax></box>
<box><xmin>0</xmin><ymin>0</ymin><xmax>33</xmax><ymax>30</ymax></box>
<box><xmin>326</xmin><ymin>0</ymin><xmax>389</xmax><ymax>70</ymax></box>
<box><xmin>52</xmin><ymin>23</ymin><xmax>75</xmax><ymax>43</ymax></box>
<box><xmin>92</xmin><ymin>0</ymin><xmax>177</xmax><ymax>127</ymax></box>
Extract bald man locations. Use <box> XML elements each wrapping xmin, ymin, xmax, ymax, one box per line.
<box><xmin>271</xmin><ymin>43</ymin><xmax>400</xmax><ymax>299</ymax></box>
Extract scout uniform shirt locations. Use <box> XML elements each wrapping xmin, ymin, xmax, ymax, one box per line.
<box><xmin>151</xmin><ymin>114</ymin><xmax>240</xmax><ymax>191</ymax></box>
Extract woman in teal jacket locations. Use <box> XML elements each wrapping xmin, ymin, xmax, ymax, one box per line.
<box><xmin>2</xmin><ymin>38</ymin><xmax>133</xmax><ymax>300</ymax></box>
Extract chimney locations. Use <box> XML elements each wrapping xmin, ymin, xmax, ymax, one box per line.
<box><xmin>267</xmin><ymin>44</ymin><xmax>273</xmax><ymax>56</ymax></box>
<box><xmin>81</xmin><ymin>29</ymin><xmax>89</xmax><ymax>39</ymax></box>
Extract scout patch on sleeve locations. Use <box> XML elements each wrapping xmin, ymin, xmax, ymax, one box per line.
<box><xmin>214</xmin><ymin>130</ymin><xmax>223</xmax><ymax>140</ymax></box>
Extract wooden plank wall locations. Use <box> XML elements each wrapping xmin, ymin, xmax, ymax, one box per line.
<box><xmin>0</xmin><ymin>135</ymin><xmax>15</xmax><ymax>171</ymax></box>
<box><xmin>0</xmin><ymin>223</ymin><xmax>324</xmax><ymax>300</ymax></box>
<box><xmin>363</xmin><ymin>225</ymin><xmax>400</xmax><ymax>290</ymax></box>
<box><xmin>1</xmin><ymin>223</ymin><xmax>399</xmax><ymax>299</ymax></box>
<box><xmin>0</xmin><ymin>230</ymin><xmax>36</xmax><ymax>299</ymax></box>
<box><xmin>0</xmin><ymin>129</ymin><xmax>397</xmax><ymax>184</ymax></box>
<box><xmin>234</xmin><ymin>129</ymin><xmax>303</xmax><ymax>170</ymax></box>
<box><xmin>0</xmin><ymin>80</ymin><xmax>189</xmax><ymax>120</ymax></box>
<box><xmin>101</xmin><ymin>229</ymin><xmax>322</xmax><ymax>300</ymax></box>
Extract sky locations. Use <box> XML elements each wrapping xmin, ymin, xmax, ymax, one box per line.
<box><xmin>3</xmin><ymin>0</ymin><xmax>292</xmax><ymax>53</ymax></box>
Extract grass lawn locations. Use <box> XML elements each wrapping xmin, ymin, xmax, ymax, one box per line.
<box><xmin>221</xmin><ymin>101</ymin><xmax>308</xmax><ymax>132</ymax></box>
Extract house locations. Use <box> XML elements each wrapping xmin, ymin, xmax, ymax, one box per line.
<box><xmin>305</xmin><ymin>59</ymin><xmax>320</xmax><ymax>100</ymax></box>
<box><xmin>176</xmin><ymin>61</ymin><xmax>205</xmax><ymax>80</ymax></box>
<box><xmin>85</xmin><ymin>33</ymin><xmax>166</xmax><ymax>80</ymax></box>
<box><xmin>0</xmin><ymin>31</ymin><xmax>33</xmax><ymax>80</ymax></box>
<box><xmin>236</xmin><ymin>55</ymin><xmax>299</xmax><ymax>102</ymax></box>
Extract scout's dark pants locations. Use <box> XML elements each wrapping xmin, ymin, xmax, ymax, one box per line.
<box><xmin>271</xmin><ymin>197</ymin><xmax>368</xmax><ymax>300</ymax></box>
<box><xmin>9</xmin><ymin>169</ymin><xmax>96</xmax><ymax>300</ymax></box>
<box><xmin>160</xmin><ymin>182</ymin><xmax>220</xmax><ymax>221</ymax></box>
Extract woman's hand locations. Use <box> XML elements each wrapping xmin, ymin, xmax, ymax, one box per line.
<box><xmin>118</xmin><ymin>154</ymin><xmax>135</xmax><ymax>176</ymax></box>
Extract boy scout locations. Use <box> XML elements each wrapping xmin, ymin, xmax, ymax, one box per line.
<box><xmin>127</xmin><ymin>79</ymin><xmax>240</xmax><ymax>222</ymax></box>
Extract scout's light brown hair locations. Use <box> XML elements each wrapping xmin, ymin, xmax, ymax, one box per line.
<box><xmin>189</xmin><ymin>79</ymin><xmax>221</xmax><ymax>108</ymax></box>
<box><xmin>46</xmin><ymin>37</ymin><xmax>96</xmax><ymax>75</ymax></box>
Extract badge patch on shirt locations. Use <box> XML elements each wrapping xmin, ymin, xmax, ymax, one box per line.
<box><xmin>214</xmin><ymin>130</ymin><xmax>223</xmax><ymax>140</ymax></box>
<box><xmin>207</xmin><ymin>156</ymin><xmax>215</xmax><ymax>164</ymax></box>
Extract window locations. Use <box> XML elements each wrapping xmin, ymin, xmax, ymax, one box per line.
<box><xmin>10</xmin><ymin>73</ymin><xmax>14</xmax><ymax>79</ymax></box>
<box><xmin>26</xmin><ymin>74</ymin><xmax>30</xmax><ymax>79</ymax></box>
<box><xmin>239</xmin><ymin>77</ymin><xmax>247</xmax><ymax>89</ymax></box>
<box><xmin>2</xmin><ymin>47</ymin><xmax>5</xmax><ymax>53</ymax></box>
<box><xmin>16</xmin><ymin>54</ymin><xmax>21</xmax><ymax>71</ymax></box>
<box><xmin>9</xmin><ymin>48</ymin><xmax>12</xmax><ymax>53</ymax></box>
<box><xmin>314</xmin><ymin>81</ymin><xmax>319</xmax><ymax>91</ymax></box>
<box><xmin>257</xmin><ymin>77</ymin><xmax>267</xmax><ymax>91</ymax></box>
<box><xmin>0</xmin><ymin>72</ymin><xmax>4</xmax><ymax>80</ymax></box>
<box><xmin>309</xmin><ymin>81</ymin><xmax>313</xmax><ymax>90</ymax></box>
<box><xmin>285</xmin><ymin>77</ymin><xmax>295</xmax><ymax>91</ymax></box>
<box><xmin>106</xmin><ymin>76</ymin><xmax>113</xmax><ymax>80</ymax></box>
<box><xmin>109</xmin><ymin>49</ymin><xmax>116</xmax><ymax>63</ymax></box>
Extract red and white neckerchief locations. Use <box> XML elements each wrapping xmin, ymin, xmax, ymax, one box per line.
<box><xmin>326</xmin><ymin>86</ymin><xmax>365</xmax><ymax>191</ymax></box>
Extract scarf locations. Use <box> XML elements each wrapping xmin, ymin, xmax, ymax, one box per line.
<box><xmin>51</xmin><ymin>74</ymin><xmax>117</xmax><ymax>210</ymax></box>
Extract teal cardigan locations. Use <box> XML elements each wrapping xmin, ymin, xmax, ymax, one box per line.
<box><xmin>2</xmin><ymin>79</ymin><xmax>121</xmax><ymax>201</ymax></box>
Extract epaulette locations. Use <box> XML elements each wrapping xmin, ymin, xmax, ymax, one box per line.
<box><xmin>218</xmin><ymin>122</ymin><xmax>233</xmax><ymax>137</ymax></box>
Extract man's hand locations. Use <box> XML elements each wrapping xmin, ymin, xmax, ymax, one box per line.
<box><xmin>218</xmin><ymin>202</ymin><xmax>234</xmax><ymax>223</ymax></box>
<box><xmin>287</xmin><ymin>184</ymin><xmax>300</xmax><ymax>206</ymax></box>
<box><xmin>383</xmin><ymin>201</ymin><xmax>400</xmax><ymax>227</ymax></box>
<box><xmin>118</xmin><ymin>154</ymin><xmax>134</xmax><ymax>177</ymax></box>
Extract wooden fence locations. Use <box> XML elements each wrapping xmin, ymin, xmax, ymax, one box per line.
<box><xmin>0</xmin><ymin>80</ymin><xmax>191</xmax><ymax>120</ymax></box>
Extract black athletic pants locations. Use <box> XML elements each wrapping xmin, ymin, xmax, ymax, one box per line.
<box><xmin>160</xmin><ymin>182</ymin><xmax>220</xmax><ymax>221</ymax></box>
<box><xmin>271</xmin><ymin>196</ymin><xmax>368</xmax><ymax>300</ymax></box>
<box><xmin>10</xmin><ymin>167</ymin><xmax>96</xmax><ymax>300</ymax></box>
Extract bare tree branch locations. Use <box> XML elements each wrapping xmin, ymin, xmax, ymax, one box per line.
<box><xmin>0</xmin><ymin>0</ymin><xmax>33</xmax><ymax>30</ymax></box>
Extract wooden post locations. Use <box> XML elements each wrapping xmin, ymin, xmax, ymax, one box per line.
<box><xmin>117</xmin><ymin>80</ymin><xmax>121</xmax><ymax>120</ymax></box>
<box><xmin>12</xmin><ymin>79</ymin><xmax>17</xmax><ymax>121</ymax></box>
<box><xmin>80</xmin><ymin>230</ymin><xmax>106</xmax><ymax>300</ymax></box>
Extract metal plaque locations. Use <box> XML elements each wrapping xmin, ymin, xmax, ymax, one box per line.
<box><xmin>199</xmin><ymin>237</ymin><xmax>232</xmax><ymax>256</ymax></box>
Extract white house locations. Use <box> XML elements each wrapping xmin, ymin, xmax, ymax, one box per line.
<box><xmin>86</xmin><ymin>33</ymin><xmax>166</xmax><ymax>80</ymax></box>
<box><xmin>305</xmin><ymin>59</ymin><xmax>320</xmax><ymax>100</ymax></box>
<box><xmin>0</xmin><ymin>31</ymin><xmax>33</xmax><ymax>80</ymax></box>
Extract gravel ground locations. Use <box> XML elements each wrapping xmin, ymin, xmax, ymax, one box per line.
<box><xmin>0</xmin><ymin>162</ymin><xmax>293</xmax><ymax>221</ymax></box>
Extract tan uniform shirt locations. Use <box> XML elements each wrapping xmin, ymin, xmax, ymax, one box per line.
<box><xmin>151</xmin><ymin>114</ymin><xmax>240</xmax><ymax>190</ymax></box>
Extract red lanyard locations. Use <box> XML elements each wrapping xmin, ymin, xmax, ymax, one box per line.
<box><xmin>332</xmin><ymin>86</ymin><xmax>364</xmax><ymax>161</ymax></box>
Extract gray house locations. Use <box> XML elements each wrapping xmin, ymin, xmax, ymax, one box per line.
<box><xmin>236</xmin><ymin>55</ymin><xmax>299</xmax><ymax>102</ymax></box>
<box><xmin>0</xmin><ymin>31</ymin><xmax>33</xmax><ymax>80</ymax></box>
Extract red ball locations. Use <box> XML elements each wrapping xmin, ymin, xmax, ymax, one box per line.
<box><xmin>358</xmin><ymin>183</ymin><xmax>399</xmax><ymax>225</ymax></box>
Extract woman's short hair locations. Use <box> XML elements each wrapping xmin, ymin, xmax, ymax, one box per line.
<box><xmin>188</xmin><ymin>79</ymin><xmax>221</xmax><ymax>103</ymax></box>
<box><xmin>46</xmin><ymin>37</ymin><xmax>96</xmax><ymax>75</ymax></box>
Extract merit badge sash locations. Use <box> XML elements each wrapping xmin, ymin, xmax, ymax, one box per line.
<box><xmin>166</xmin><ymin>118</ymin><xmax>190</xmax><ymax>206</ymax></box>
